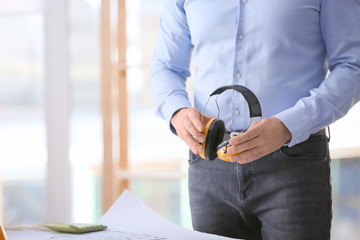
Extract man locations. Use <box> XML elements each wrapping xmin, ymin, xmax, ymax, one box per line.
<box><xmin>149</xmin><ymin>0</ymin><xmax>360</xmax><ymax>239</ymax></box>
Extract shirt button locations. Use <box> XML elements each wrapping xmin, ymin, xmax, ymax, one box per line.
<box><xmin>236</xmin><ymin>73</ymin><xmax>242</xmax><ymax>78</ymax></box>
<box><xmin>234</xmin><ymin>110</ymin><xmax>240</xmax><ymax>115</ymax></box>
<box><xmin>239</xmin><ymin>34</ymin><xmax>244</xmax><ymax>40</ymax></box>
<box><xmin>242</xmin><ymin>0</ymin><xmax>247</xmax><ymax>3</ymax></box>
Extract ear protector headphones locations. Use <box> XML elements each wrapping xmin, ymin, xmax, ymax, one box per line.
<box><xmin>199</xmin><ymin>85</ymin><xmax>262</xmax><ymax>162</ymax></box>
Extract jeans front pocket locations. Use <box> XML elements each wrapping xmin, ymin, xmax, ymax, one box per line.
<box><xmin>188</xmin><ymin>149</ymin><xmax>202</xmax><ymax>164</ymax></box>
<box><xmin>278</xmin><ymin>135</ymin><xmax>329</xmax><ymax>162</ymax></box>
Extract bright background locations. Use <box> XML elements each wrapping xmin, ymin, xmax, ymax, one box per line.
<box><xmin>0</xmin><ymin>0</ymin><xmax>360</xmax><ymax>239</ymax></box>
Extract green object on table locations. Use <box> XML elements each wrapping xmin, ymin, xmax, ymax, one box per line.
<box><xmin>43</xmin><ymin>223</ymin><xmax>107</xmax><ymax>234</ymax></box>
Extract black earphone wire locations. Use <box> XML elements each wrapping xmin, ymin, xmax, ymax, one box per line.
<box><xmin>215</xmin><ymin>95</ymin><xmax>221</xmax><ymax>118</ymax></box>
<box><xmin>201</xmin><ymin>86</ymin><xmax>263</xmax><ymax>131</ymax></box>
<box><xmin>201</xmin><ymin>94</ymin><xmax>221</xmax><ymax>123</ymax></box>
<box><xmin>201</xmin><ymin>96</ymin><xmax>211</xmax><ymax>123</ymax></box>
<box><xmin>201</xmin><ymin>91</ymin><xmax>262</xmax><ymax>130</ymax></box>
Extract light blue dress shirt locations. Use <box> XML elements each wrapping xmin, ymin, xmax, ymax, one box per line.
<box><xmin>149</xmin><ymin>0</ymin><xmax>360</xmax><ymax>147</ymax></box>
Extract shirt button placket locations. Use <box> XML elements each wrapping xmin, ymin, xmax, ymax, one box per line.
<box><xmin>236</xmin><ymin>0</ymin><xmax>246</xmax><ymax>81</ymax></box>
<box><xmin>232</xmin><ymin>0</ymin><xmax>246</xmax><ymax>130</ymax></box>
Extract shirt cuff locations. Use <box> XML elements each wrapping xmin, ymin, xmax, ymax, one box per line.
<box><xmin>273</xmin><ymin>106</ymin><xmax>313</xmax><ymax>147</ymax></box>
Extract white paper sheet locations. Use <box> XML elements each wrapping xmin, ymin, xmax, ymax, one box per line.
<box><xmin>6</xmin><ymin>190</ymin><xmax>240</xmax><ymax>240</ymax></box>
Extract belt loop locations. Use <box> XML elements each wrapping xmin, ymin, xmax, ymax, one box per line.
<box><xmin>326</xmin><ymin>126</ymin><xmax>331</xmax><ymax>142</ymax></box>
<box><xmin>230</xmin><ymin>131</ymin><xmax>241</xmax><ymax>139</ymax></box>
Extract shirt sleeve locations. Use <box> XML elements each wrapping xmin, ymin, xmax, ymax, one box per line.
<box><xmin>274</xmin><ymin>0</ymin><xmax>360</xmax><ymax>147</ymax></box>
<box><xmin>149</xmin><ymin>0</ymin><xmax>193</xmax><ymax>133</ymax></box>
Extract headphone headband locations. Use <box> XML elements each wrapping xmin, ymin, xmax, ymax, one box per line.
<box><xmin>209</xmin><ymin>85</ymin><xmax>262</xmax><ymax>118</ymax></box>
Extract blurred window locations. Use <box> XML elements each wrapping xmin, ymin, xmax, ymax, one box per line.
<box><xmin>0</xmin><ymin>0</ymin><xmax>46</xmax><ymax>225</ymax></box>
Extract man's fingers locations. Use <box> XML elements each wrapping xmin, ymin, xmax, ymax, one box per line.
<box><xmin>182</xmin><ymin>131</ymin><xmax>203</xmax><ymax>154</ymax></box>
<box><xmin>182</xmin><ymin>109</ymin><xmax>205</xmax><ymax>142</ymax></box>
<box><xmin>171</xmin><ymin>107</ymin><xmax>211</xmax><ymax>153</ymax></box>
<box><xmin>229</xmin><ymin>129</ymin><xmax>259</xmax><ymax>146</ymax></box>
<box><xmin>185</xmin><ymin>119</ymin><xmax>205</xmax><ymax>143</ymax></box>
<box><xmin>230</xmin><ymin>147</ymin><xmax>264</xmax><ymax>163</ymax></box>
<box><xmin>180</xmin><ymin>120</ymin><xmax>204</xmax><ymax>153</ymax></box>
<box><xmin>227</xmin><ymin>118</ymin><xmax>292</xmax><ymax>164</ymax></box>
<box><xmin>228</xmin><ymin>137</ymin><xmax>258</xmax><ymax>154</ymax></box>
<box><xmin>187</xmin><ymin>108</ymin><xmax>204</xmax><ymax>132</ymax></box>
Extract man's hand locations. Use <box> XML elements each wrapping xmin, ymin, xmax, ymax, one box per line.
<box><xmin>227</xmin><ymin>117</ymin><xmax>292</xmax><ymax>164</ymax></box>
<box><xmin>171</xmin><ymin>108</ymin><xmax>212</xmax><ymax>154</ymax></box>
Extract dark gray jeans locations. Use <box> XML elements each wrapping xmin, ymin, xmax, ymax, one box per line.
<box><xmin>188</xmin><ymin>134</ymin><xmax>332</xmax><ymax>240</ymax></box>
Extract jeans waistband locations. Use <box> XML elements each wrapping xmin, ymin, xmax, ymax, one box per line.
<box><xmin>224</xmin><ymin>128</ymin><xmax>326</xmax><ymax>141</ymax></box>
<box><xmin>310</xmin><ymin>128</ymin><xmax>326</xmax><ymax>137</ymax></box>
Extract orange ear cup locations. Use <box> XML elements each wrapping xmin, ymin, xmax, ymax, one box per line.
<box><xmin>216</xmin><ymin>137</ymin><xmax>245</xmax><ymax>162</ymax></box>
<box><xmin>217</xmin><ymin>144</ymin><xmax>243</xmax><ymax>162</ymax></box>
<box><xmin>216</xmin><ymin>140</ymin><xmax>231</xmax><ymax>162</ymax></box>
<box><xmin>199</xmin><ymin>119</ymin><xmax>216</xmax><ymax>160</ymax></box>
<box><xmin>199</xmin><ymin>118</ymin><xmax>226</xmax><ymax>160</ymax></box>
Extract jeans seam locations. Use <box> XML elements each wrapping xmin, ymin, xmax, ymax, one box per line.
<box><xmin>236</xmin><ymin>163</ymin><xmax>242</xmax><ymax>200</ymax></box>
